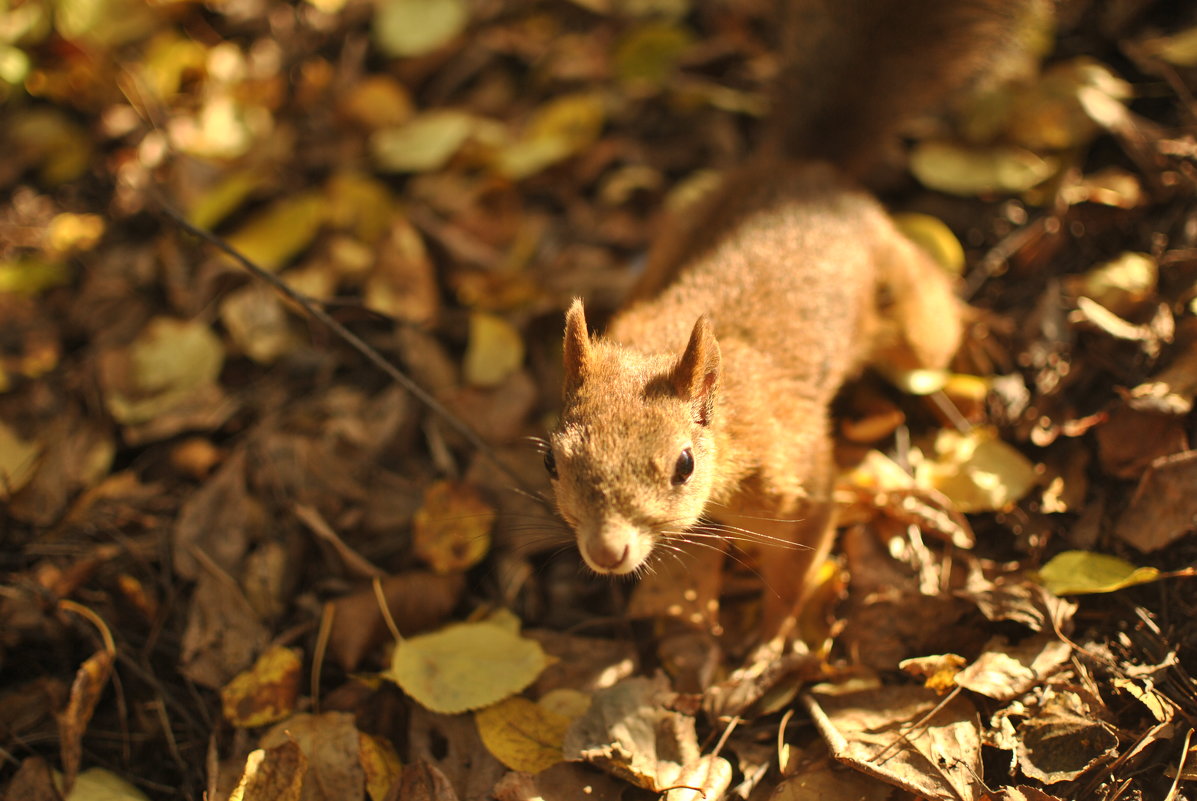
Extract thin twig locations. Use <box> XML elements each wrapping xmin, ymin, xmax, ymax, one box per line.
<box><xmin>156</xmin><ymin>199</ymin><xmax>550</xmax><ymax>504</ymax></box>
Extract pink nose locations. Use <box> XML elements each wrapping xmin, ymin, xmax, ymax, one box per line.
<box><xmin>587</xmin><ymin>541</ymin><xmax>630</xmax><ymax>571</ymax></box>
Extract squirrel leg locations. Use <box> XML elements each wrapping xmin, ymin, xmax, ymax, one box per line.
<box><xmin>717</xmin><ymin>454</ymin><xmax>838</xmax><ymax>644</ymax></box>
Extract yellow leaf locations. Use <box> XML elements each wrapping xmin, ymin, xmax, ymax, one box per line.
<box><xmin>463</xmin><ymin>312</ymin><xmax>524</xmax><ymax>387</ymax></box>
<box><xmin>103</xmin><ymin>317</ymin><xmax>224</xmax><ymax>426</ymax></box>
<box><xmin>220</xmin><ymin>646</ymin><xmax>303</xmax><ymax>728</ymax></box>
<box><xmin>387</xmin><ymin>621</ymin><xmax>550</xmax><ymax>714</ymax></box>
<box><xmin>358</xmin><ymin>733</ymin><xmax>403</xmax><ymax>801</ymax></box>
<box><xmin>224</xmin><ymin>192</ymin><xmax>329</xmax><ymax>272</ymax></box>
<box><xmin>915</xmin><ymin>427</ymin><xmax>1037</xmax><ymax>513</ymax></box>
<box><xmin>187</xmin><ymin>169</ymin><xmax>268</xmax><ymax>231</ymax></box>
<box><xmin>614</xmin><ymin>22</ymin><xmax>694</xmax><ymax>89</ymax></box>
<box><xmin>62</xmin><ymin>767</ymin><xmax>151</xmax><ymax>801</ymax></box>
<box><xmin>892</xmin><ymin>213</ymin><xmax>965</xmax><ymax>275</ymax></box>
<box><xmin>495</xmin><ymin>92</ymin><xmax>606</xmax><ymax>179</ymax></box>
<box><xmin>910</xmin><ymin>142</ymin><xmax>1057</xmax><ymax>197</ymax></box>
<box><xmin>371</xmin><ymin>110</ymin><xmax>476</xmax><ymax>173</ymax></box>
<box><xmin>475</xmin><ymin>696</ymin><xmax>574</xmax><ymax>774</ymax></box>
<box><xmin>373</xmin><ymin>0</ymin><xmax>468</xmax><ymax>58</ymax></box>
<box><xmin>0</xmin><ymin>419</ymin><xmax>42</xmax><ymax>500</ymax></box>
<box><xmin>1072</xmin><ymin>252</ymin><xmax>1156</xmax><ymax>317</ymax></box>
<box><xmin>228</xmin><ymin>742</ymin><xmax>307</xmax><ymax>801</ymax></box>
<box><xmin>1035</xmin><ymin>551</ymin><xmax>1161</xmax><ymax>596</ymax></box>
<box><xmin>0</xmin><ymin>257</ymin><xmax>71</xmax><ymax>295</ymax></box>
<box><xmin>1144</xmin><ymin>26</ymin><xmax>1197</xmax><ymax>67</ymax></box>
<box><xmin>413</xmin><ymin>480</ymin><xmax>494</xmax><ymax>574</ymax></box>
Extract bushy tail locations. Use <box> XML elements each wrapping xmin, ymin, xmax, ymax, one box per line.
<box><xmin>767</xmin><ymin>0</ymin><xmax>1039</xmax><ymax>176</ymax></box>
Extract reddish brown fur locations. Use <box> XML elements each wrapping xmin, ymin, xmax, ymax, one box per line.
<box><xmin>549</xmin><ymin>0</ymin><xmax>1034</xmax><ymax>639</ymax></box>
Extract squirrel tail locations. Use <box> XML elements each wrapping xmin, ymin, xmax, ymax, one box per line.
<box><xmin>767</xmin><ymin>0</ymin><xmax>1038</xmax><ymax>176</ymax></box>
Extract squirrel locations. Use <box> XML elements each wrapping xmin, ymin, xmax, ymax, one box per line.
<box><xmin>545</xmin><ymin>0</ymin><xmax>1036</xmax><ymax>638</ymax></box>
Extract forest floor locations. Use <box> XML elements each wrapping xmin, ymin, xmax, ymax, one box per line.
<box><xmin>2</xmin><ymin>1</ymin><xmax>1197</xmax><ymax>799</ymax></box>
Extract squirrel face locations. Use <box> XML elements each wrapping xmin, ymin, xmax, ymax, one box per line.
<box><xmin>548</xmin><ymin>300</ymin><xmax>721</xmax><ymax>575</ymax></box>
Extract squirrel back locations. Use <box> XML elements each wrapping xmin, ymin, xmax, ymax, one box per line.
<box><xmin>768</xmin><ymin>0</ymin><xmax>1036</xmax><ymax>175</ymax></box>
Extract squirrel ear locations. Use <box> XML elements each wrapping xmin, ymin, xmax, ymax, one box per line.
<box><xmin>563</xmin><ymin>299</ymin><xmax>591</xmax><ymax>396</ymax></box>
<box><xmin>671</xmin><ymin>315</ymin><xmax>721</xmax><ymax>426</ymax></box>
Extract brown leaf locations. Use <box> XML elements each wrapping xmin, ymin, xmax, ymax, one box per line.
<box><xmin>412</xmin><ymin>480</ymin><xmax>495</xmax><ymax>574</ymax></box>
<box><xmin>230</xmin><ymin>740</ymin><xmax>308</xmax><ymax>801</ymax></box>
<box><xmin>260</xmin><ymin>712</ymin><xmax>366</xmax><ymax>801</ymax></box>
<box><xmin>805</xmin><ymin>681</ymin><xmax>983</xmax><ymax>801</ymax></box>
<box><xmin>954</xmin><ymin>634</ymin><xmax>1072</xmax><ymax>701</ymax></box>
<box><xmin>174</xmin><ymin>449</ymin><xmax>261</xmax><ymax>581</ymax></box>
<box><xmin>1014</xmin><ymin>692</ymin><xmax>1118</xmax><ymax>784</ymax></box>
<box><xmin>388</xmin><ymin>761</ymin><xmax>459</xmax><ymax>801</ymax></box>
<box><xmin>563</xmin><ymin>674</ymin><xmax>699</xmax><ymax>792</ymax></box>
<box><xmin>221</xmin><ymin>646</ymin><xmax>303</xmax><ymax>728</ymax></box>
<box><xmin>180</xmin><ymin>571</ymin><xmax>271</xmax><ymax>689</ymax></box>
<box><xmin>407</xmin><ymin>706</ymin><xmax>505</xmax><ymax>801</ymax></box>
<box><xmin>1115</xmin><ymin>449</ymin><xmax>1197</xmax><ymax>552</ymax></box>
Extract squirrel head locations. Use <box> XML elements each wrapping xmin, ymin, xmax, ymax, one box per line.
<box><xmin>547</xmin><ymin>299</ymin><xmax>722</xmax><ymax>575</ymax></box>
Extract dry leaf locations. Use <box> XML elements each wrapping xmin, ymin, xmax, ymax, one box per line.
<box><xmin>562</xmin><ymin>673</ymin><xmax>699</xmax><ymax>791</ymax></box>
<box><xmin>223</xmin><ymin>192</ymin><xmax>329</xmax><ymax>272</ymax></box>
<box><xmin>954</xmin><ymin>634</ymin><xmax>1071</xmax><ymax>701</ymax></box>
<box><xmin>1115</xmin><ymin>450</ymin><xmax>1197</xmax><ymax>552</ymax></box>
<box><xmin>63</xmin><ymin>767</ymin><xmax>152</xmax><ymax>801</ymax></box>
<box><xmin>805</xmin><ymin>681</ymin><xmax>983</xmax><ymax>801</ymax></box>
<box><xmin>463</xmin><ymin>313</ymin><xmax>525</xmax><ymax>388</ymax></box>
<box><xmin>229</xmin><ymin>741</ymin><xmax>308</xmax><ymax>801</ymax></box>
<box><xmin>495</xmin><ymin>93</ymin><xmax>606</xmax><ymax>179</ymax></box>
<box><xmin>412</xmin><ymin>480</ymin><xmax>495</xmax><ymax>574</ymax></box>
<box><xmin>387</xmin><ymin>621</ymin><xmax>550</xmax><ymax>714</ymax></box>
<box><xmin>259</xmin><ymin>712</ymin><xmax>366</xmax><ymax>801</ymax></box>
<box><xmin>221</xmin><ymin>645</ymin><xmax>303</xmax><ymax>728</ymax></box>
<box><xmin>1014</xmin><ymin>692</ymin><xmax>1118</xmax><ymax>784</ymax></box>
<box><xmin>892</xmin><ymin>212</ymin><xmax>965</xmax><ymax>274</ymax></box>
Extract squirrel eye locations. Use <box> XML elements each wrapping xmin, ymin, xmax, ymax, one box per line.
<box><xmin>672</xmin><ymin>447</ymin><xmax>694</xmax><ymax>485</ymax></box>
<box><xmin>544</xmin><ymin>448</ymin><xmax>558</xmax><ymax>480</ymax></box>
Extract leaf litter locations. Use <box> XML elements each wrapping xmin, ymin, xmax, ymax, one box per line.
<box><xmin>2</xmin><ymin>2</ymin><xmax>1197</xmax><ymax>801</ymax></box>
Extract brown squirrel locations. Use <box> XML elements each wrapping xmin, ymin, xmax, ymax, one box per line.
<box><xmin>546</xmin><ymin>0</ymin><xmax>1035</xmax><ymax>638</ymax></box>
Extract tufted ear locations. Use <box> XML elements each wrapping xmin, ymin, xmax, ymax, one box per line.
<box><xmin>670</xmin><ymin>315</ymin><xmax>721</xmax><ymax>425</ymax></box>
<box><xmin>563</xmin><ymin>298</ymin><xmax>592</xmax><ymax>397</ymax></box>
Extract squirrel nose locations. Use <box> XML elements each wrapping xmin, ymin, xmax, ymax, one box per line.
<box><xmin>588</xmin><ymin>542</ymin><xmax>630</xmax><ymax>571</ymax></box>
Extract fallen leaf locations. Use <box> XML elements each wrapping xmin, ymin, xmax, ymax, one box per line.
<box><xmin>463</xmin><ymin>312</ymin><xmax>525</xmax><ymax>388</ymax></box>
<box><xmin>387</xmin><ymin>621</ymin><xmax>550</xmax><ymax>714</ymax></box>
<box><xmin>614</xmin><ymin>22</ymin><xmax>694</xmax><ymax>90</ymax></box>
<box><xmin>372</xmin><ymin>0</ymin><xmax>467</xmax><ymax>58</ymax></box>
<box><xmin>1070</xmin><ymin>251</ymin><xmax>1156</xmax><ymax>317</ymax></box>
<box><xmin>910</xmin><ymin>141</ymin><xmax>1057</xmax><ymax>196</ymax></box>
<box><xmin>662</xmin><ymin>754</ymin><xmax>732</xmax><ymax>801</ymax></box>
<box><xmin>491</xmin><ymin>762</ymin><xmax>627</xmax><ymax>801</ymax></box>
<box><xmin>358</xmin><ymin>733</ymin><xmax>403</xmax><ymax>801</ymax></box>
<box><xmin>223</xmin><ymin>191</ymin><xmax>329</xmax><ymax>272</ymax></box>
<box><xmin>412</xmin><ymin>480</ymin><xmax>495</xmax><ymax>574</ymax></box>
<box><xmin>1034</xmin><ymin>551</ymin><xmax>1161</xmax><ymax>596</ymax></box>
<box><xmin>63</xmin><ymin>767</ymin><xmax>152</xmax><ymax>801</ymax></box>
<box><xmin>371</xmin><ymin>110</ymin><xmax>476</xmax><ymax>173</ymax></box>
<box><xmin>1115</xmin><ymin>450</ymin><xmax>1197</xmax><ymax>552</ymax></box>
<box><xmin>954</xmin><ymin>634</ymin><xmax>1072</xmax><ymax>701</ymax></box>
<box><xmin>805</xmin><ymin>681</ymin><xmax>983</xmax><ymax>801</ymax></box>
<box><xmin>562</xmin><ymin>673</ymin><xmax>699</xmax><ymax>791</ymax></box>
<box><xmin>475</xmin><ymin>696</ymin><xmax>574</xmax><ymax>774</ymax></box>
<box><xmin>229</xmin><ymin>741</ymin><xmax>307</xmax><ymax>801</ymax></box>
<box><xmin>915</xmin><ymin>427</ymin><xmax>1038</xmax><ymax>513</ymax></box>
<box><xmin>1014</xmin><ymin>692</ymin><xmax>1118</xmax><ymax>784</ymax></box>
<box><xmin>0</xmin><ymin>420</ymin><xmax>42</xmax><ymax>500</ymax></box>
<box><xmin>221</xmin><ymin>646</ymin><xmax>303</xmax><ymax>728</ymax></box>
<box><xmin>494</xmin><ymin>93</ymin><xmax>606</xmax><ymax>179</ymax></box>
<box><xmin>100</xmin><ymin>316</ymin><xmax>226</xmax><ymax>428</ymax></box>
<box><xmin>392</xmin><ymin>761</ymin><xmax>459</xmax><ymax>801</ymax></box>
<box><xmin>260</xmin><ymin>712</ymin><xmax>366</xmax><ymax>801</ymax></box>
